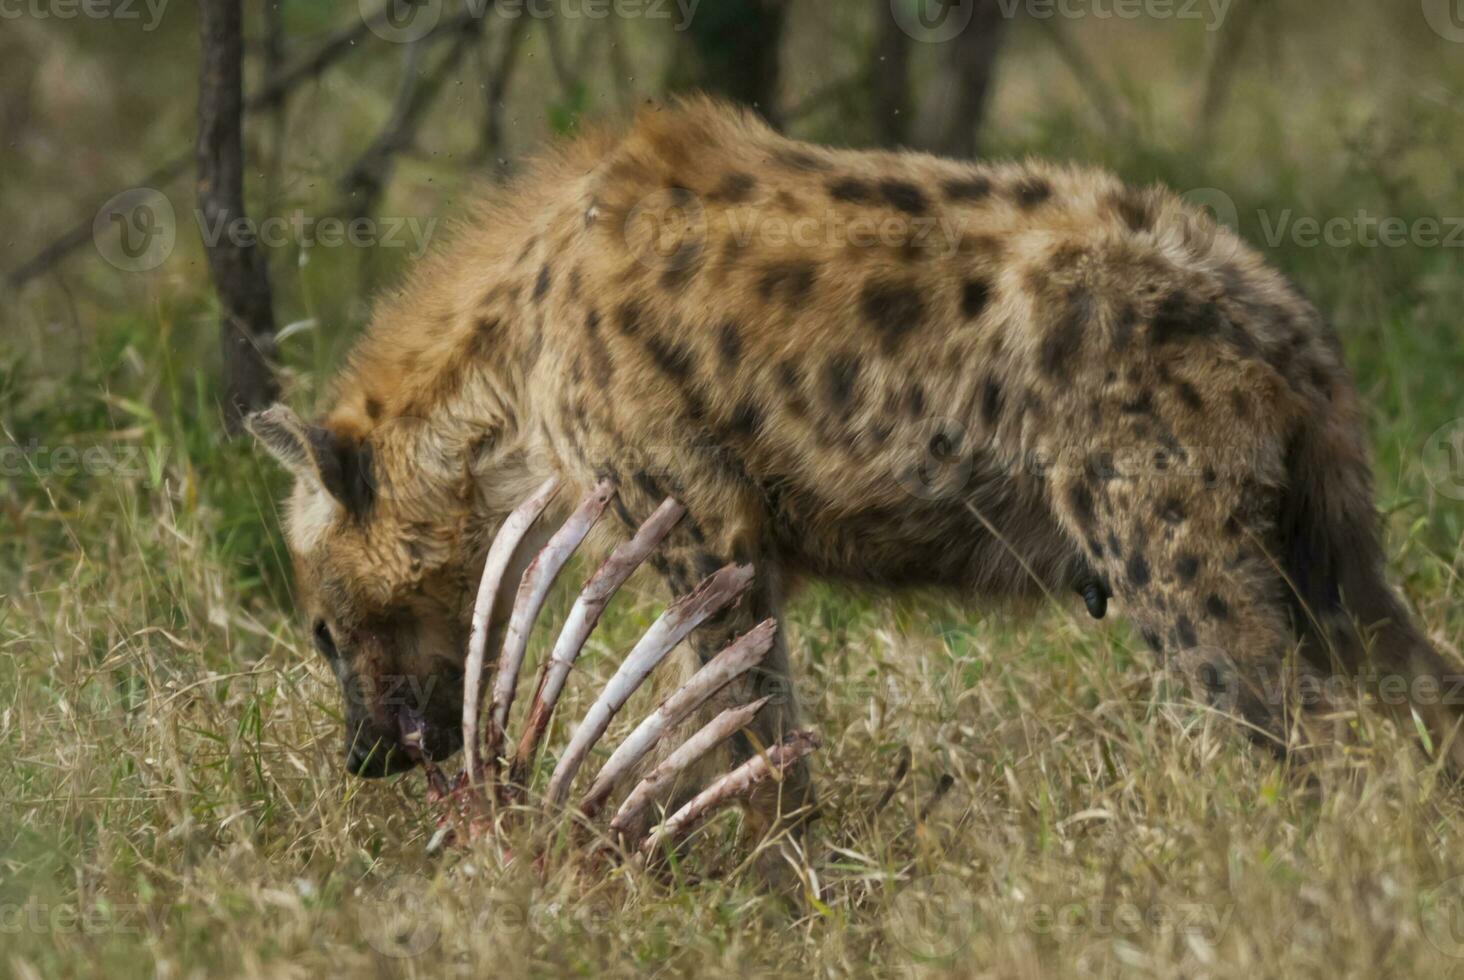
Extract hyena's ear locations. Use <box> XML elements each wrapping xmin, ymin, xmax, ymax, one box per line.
<box><xmin>246</xmin><ymin>404</ymin><xmax>375</xmax><ymax>517</ymax></box>
<box><xmin>245</xmin><ymin>404</ymin><xmax>312</xmax><ymax>471</ymax></box>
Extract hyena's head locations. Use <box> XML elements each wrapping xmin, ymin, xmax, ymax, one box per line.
<box><xmin>246</xmin><ymin>403</ymin><xmax>483</xmax><ymax>778</ymax></box>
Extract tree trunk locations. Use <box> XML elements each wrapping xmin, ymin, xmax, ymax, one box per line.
<box><xmin>198</xmin><ymin>0</ymin><xmax>278</xmax><ymax>433</ymax></box>
<box><xmin>664</xmin><ymin>0</ymin><xmax>787</xmax><ymax>128</ymax></box>
<box><xmin>912</xmin><ymin>0</ymin><xmax>1012</xmax><ymax>158</ymax></box>
<box><xmin>871</xmin><ymin>0</ymin><xmax>913</xmax><ymax>146</ymax></box>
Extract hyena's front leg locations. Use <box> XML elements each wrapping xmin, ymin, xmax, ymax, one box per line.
<box><xmin>610</xmin><ymin>466</ymin><xmax>814</xmax><ymax>825</ymax></box>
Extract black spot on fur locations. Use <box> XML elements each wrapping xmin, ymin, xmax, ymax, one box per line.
<box><xmin>1141</xmin><ymin>628</ymin><xmax>1164</xmax><ymax>653</ymax></box>
<box><xmin>1039</xmin><ymin>287</ymin><xmax>1091</xmax><ymax>377</ymax></box>
<box><xmin>759</xmin><ymin>262</ymin><xmax>818</xmax><ymax>306</ymax></box>
<box><xmin>879</xmin><ymin>179</ymin><xmax>928</xmax><ymax>215</ymax></box>
<box><xmin>1121</xmin><ymin>391</ymin><xmax>1155</xmax><ymax>415</ymax></box>
<box><xmin>659</xmin><ymin>241</ymin><xmax>703</xmax><ymax>292</ymax></box>
<box><xmin>1176</xmin><ymin>615</ymin><xmax>1198</xmax><ymax>648</ymax></box>
<box><xmin>906</xmin><ymin>383</ymin><xmax>926</xmax><ymax>418</ymax></box>
<box><xmin>1126</xmin><ymin>552</ymin><xmax>1151</xmax><ymax>589</ymax></box>
<box><xmin>1159</xmin><ymin>498</ymin><xmax>1186</xmax><ymax>524</ymax></box>
<box><xmin>1175</xmin><ymin>553</ymin><xmax>1201</xmax><ymax>582</ymax></box>
<box><xmin>617</xmin><ymin>301</ymin><xmax>644</xmax><ymax>337</ymax></box>
<box><xmin>632</xmin><ymin>470</ymin><xmax>665</xmax><ymax>504</ymax></box>
<box><xmin>364</xmin><ymin>397</ymin><xmax>382</xmax><ymax>420</ymax></box>
<box><xmin>943</xmin><ymin>176</ymin><xmax>992</xmax><ymax>202</ymax></box>
<box><xmin>776</xmin><ymin>360</ymin><xmax>801</xmax><ymax>391</ymax></box>
<box><xmin>828</xmin><ymin>177</ymin><xmax>874</xmax><ymax>203</ymax></box>
<box><xmin>823</xmin><ymin>355</ymin><xmax>861</xmax><ymax>413</ymax></box>
<box><xmin>772</xmin><ymin>147</ymin><xmax>829</xmax><ymax>172</ymax></box>
<box><xmin>961</xmin><ymin>279</ymin><xmax>991</xmax><ymax>320</ymax></box>
<box><xmin>1175</xmin><ymin>381</ymin><xmax>1204</xmax><ymax>411</ymax></box>
<box><xmin>1107</xmin><ymin>532</ymin><xmax>1124</xmax><ymax>560</ymax></box>
<box><xmin>718</xmin><ymin>319</ymin><xmax>742</xmax><ymax>366</ymax></box>
<box><xmin>533</xmin><ymin>264</ymin><xmax>552</xmax><ymax>303</ymax></box>
<box><xmin>467</xmin><ymin>315</ymin><xmax>500</xmax><ymax>358</ymax></box>
<box><xmin>586</xmin><ymin>309</ymin><xmax>601</xmax><ymax>333</ymax></box>
<box><xmin>708</xmin><ymin>172</ymin><xmax>757</xmax><ymax>203</ymax></box>
<box><xmin>1068</xmin><ymin>483</ymin><xmax>1096</xmax><ymax>528</ymax></box>
<box><xmin>860</xmin><ymin>280</ymin><xmax>926</xmax><ymax>352</ymax></box>
<box><xmin>1013</xmin><ymin>177</ymin><xmax>1052</xmax><ymax>209</ymax></box>
<box><xmin>729</xmin><ymin>400</ymin><xmax>763</xmax><ymax>438</ymax></box>
<box><xmin>1151</xmin><ymin>290</ymin><xmax>1224</xmax><ymax>346</ymax></box>
<box><xmin>692</xmin><ymin>551</ymin><xmax>724</xmax><ymax>581</ymax></box>
<box><xmin>645</xmin><ymin>336</ymin><xmax>694</xmax><ymax>380</ymax></box>
<box><xmin>1205</xmin><ymin>594</ymin><xmax>1230</xmax><ymax>620</ymax></box>
<box><xmin>980</xmin><ymin>378</ymin><xmax>1003</xmax><ymax>426</ymax></box>
<box><xmin>1110</xmin><ymin>188</ymin><xmax>1155</xmax><ymax>233</ymax></box>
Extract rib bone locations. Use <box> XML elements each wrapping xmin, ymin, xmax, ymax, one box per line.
<box><xmin>638</xmin><ymin>730</ymin><xmax>821</xmax><ymax>859</ymax></box>
<box><xmin>461</xmin><ymin>476</ymin><xmax>560</xmax><ymax>781</ymax></box>
<box><xmin>509</xmin><ymin>497</ymin><xmax>687</xmax><ymax>790</ymax></box>
<box><xmin>486</xmin><ymin>479</ymin><xmax>615</xmax><ymax>764</ymax></box>
<box><xmin>608</xmin><ymin>695</ymin><xmax>771</xmax><ymax>838</ymax></box>
<box><xmin>542</xmin><ymin>563</ymin><xmax>756</xmax><ymax>808</ymax></box>
<box><xmin>580</xmin><ymin>619</ymin><xmax>777</xmax><ymax>818</ymax></box>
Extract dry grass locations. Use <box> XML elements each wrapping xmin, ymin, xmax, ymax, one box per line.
<box><xmin>4</xmin><ymin>483</ymin><xmax>1464</xmax><ymax>977</ymax></box>
<box><xmin>5</xmin><ymin>3</ymin><xmax>1464</xmax><ymax>977</ymax></box>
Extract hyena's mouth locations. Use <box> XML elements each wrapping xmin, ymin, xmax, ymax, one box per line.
<box><xmin>411</xmin><ymin>713</ymin><xmax>463</xmax><ymax>763</ymax></box>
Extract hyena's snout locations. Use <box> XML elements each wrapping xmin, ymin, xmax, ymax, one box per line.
<box><xmin>337</xmin><ymin>661</ymin><xmax>464</xmax><ymax>778</ymax></box>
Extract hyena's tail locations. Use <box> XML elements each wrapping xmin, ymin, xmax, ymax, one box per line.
<box><xmin>1278</xmin><ymin>402</ymin><xmax>1464</xmax><ymax>767</ymax></box>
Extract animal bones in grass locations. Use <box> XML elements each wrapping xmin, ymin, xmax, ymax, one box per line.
<box><xmin>400</xmin><ymin>476</ymin><xmax>819</xmax><ymax>860</ymax></box>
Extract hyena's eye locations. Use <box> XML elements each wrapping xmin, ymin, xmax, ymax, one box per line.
<box><xmin>312</xmin><ymin>619</ymin><xmax>340</xmax><ymax>661</ymax></box>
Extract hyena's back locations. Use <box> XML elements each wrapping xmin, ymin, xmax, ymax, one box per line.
<box><xmin>338</xmin><ymin>98</ymin><xmax>1459</xmax><ymax>759</ymax></box>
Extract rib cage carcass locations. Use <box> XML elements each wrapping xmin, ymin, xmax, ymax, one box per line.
<box><xmin>401</xmin><ymin>477</ymin><xmax>819</xmax><ymax>860</ymax></box>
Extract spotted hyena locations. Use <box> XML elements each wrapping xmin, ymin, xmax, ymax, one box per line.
<box><xmin>250</xmin><ymin>97</ymin><xmax>1462</xmax><ymax>785</ymax></box>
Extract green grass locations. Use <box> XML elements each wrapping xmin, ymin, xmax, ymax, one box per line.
<box><xmin>5</xmin><ymin>6</ymin><xmax>1464</xmax><ymax>977</ymax></box>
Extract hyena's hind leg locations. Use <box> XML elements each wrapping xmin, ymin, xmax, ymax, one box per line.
<box><xmin>1051</xmin><ymin>464</ymin><xmax>1311</xmax><ymax>756</ymax></box>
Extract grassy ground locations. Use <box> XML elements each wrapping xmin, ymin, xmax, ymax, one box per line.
<box><xmin>4</xmin><ymin>4</ymin><xmax>1464</xmax><ymax>977</ymax></box>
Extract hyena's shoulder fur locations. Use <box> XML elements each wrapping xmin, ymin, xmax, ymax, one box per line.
<box><xmin>300</xmin><ymin>96</ymin><xmax>1459</xmax><ymax>770</ymax></box>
